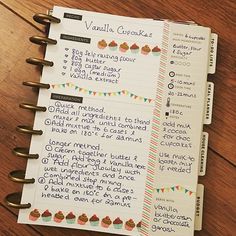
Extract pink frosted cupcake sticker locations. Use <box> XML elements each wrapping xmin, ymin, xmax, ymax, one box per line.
<box><xmin>97</xmin><ymin>39</ymin><xmax>107</xmax><ymax>49</ymax></box>
<box><xmin>119</xmin><ymin>42</ymin><xmax>129</xmax><ymax>52</ymax></box>
<box><xmin>29</xmin><ymin>209</ymin><xmax>40</xmax><ymax>221</ymax></box>
<box><xmin>53</xmin><ymin>211</ymin><xmax>64</xmax><ymax>223</ymax></box>
<box><xmin>101</xmin><ymin>216</ymin><xmax>112</xmax><ymax>228</ymax></box>
<box><xmin>78</xmin><ymin>213</ymin><xmax>88</xmax><ymax>225</ymax></box>
<box><xmin>141</xmin><ymin>45</ymin><xmax>151</xmax><ymax>55</ymax></box>
<box><xmin>125</xmin><ymin>219</ymin><xmax>135</xmax><ymax>231</ymax></box>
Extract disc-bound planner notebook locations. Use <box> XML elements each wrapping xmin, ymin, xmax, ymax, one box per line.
<box><xmin>5</xmin><ymin>6</ymin><xmax>217</xmax><ymax>236</ymax></box>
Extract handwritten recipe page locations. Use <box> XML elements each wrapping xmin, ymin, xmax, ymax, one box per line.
<box><xmin>19</xmin><ymin>6</ymin><xmax>164</xmax><ymax>235</ymax></box>
<box><xmin>18</xmin><ymin>6</ymin><xmax>212</xmax><ymax>236</ymax></box>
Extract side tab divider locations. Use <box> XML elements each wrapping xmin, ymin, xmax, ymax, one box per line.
<box><xmin>198</xmin><ymin>132</ymin><xmax>209</xmax><ymax>176</ymax></box>
<box><xmin>194</xmin><ymin>184</ymin><xmax>204</xmax><ymax>231</ymax></box>
<box><xmin>208</xmin><ymin>33</ymin><xmax>218</xmax><ymax>74</ymax></box>
<box><xmin>204</xmin><ymin>82</ymin><xmax>214</xmax><ymax>124</ymax></box>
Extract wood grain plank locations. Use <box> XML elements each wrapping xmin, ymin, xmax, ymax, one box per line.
<box><xmin>0</xmin><ymin>204</ymin><xmax>41</xmax><ymax>236</ymax></box>
<box><xmin>196</xmin><ymin>149</ymin><xmax>236</xmax><ymax>236</ymax></box>
<box><xmin>1</xmin><ymin>0</ymin><xmax>236</xmax><ymax>164</ymax></box>
<box><xmin>0</xmin><ymin>4</ymin><xmax>43</xmax><ymax>228</ymax></box>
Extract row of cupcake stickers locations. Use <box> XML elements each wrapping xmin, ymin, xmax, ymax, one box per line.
<box><xmin>98</xmin><ymin>39</ymin><xmax>161</xmax><ymax>56</ymax></box>
<box><xmin>29</xmin><ymin>209</ymin><xmax>141</xmax><ymax>231</ymax></box>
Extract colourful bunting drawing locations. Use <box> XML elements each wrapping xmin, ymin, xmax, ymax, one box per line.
<box><xmin>51</xmin><ymin>82</ymin><xmax>154</xmax><ymax>103</ymax></box>
<box><xmin>156</xmin><ymin>185</ymin><xmax>194</xmax><ymax>196</ymax></box>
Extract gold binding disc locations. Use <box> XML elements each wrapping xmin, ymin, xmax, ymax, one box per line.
<box><xmin>30</xmin><ymin>36</ymin><xmax>57</xmax><ymax>45</ymax></box>
<box><xmin>5</xmin><ymin>192</ymin><xmax>31</xmax><ymax>209</ymax></box>
<box><xmin>12</xmin><ymin>147</ymin><xmax>39</xmax><ymax>159</ymax></box>
<box><xmin>19</xmin><ymin>103</ymin><xmax>47</xmax><ymax>112</ymax></box>
<box><xmin>26</xmin><ymin>57</ymin><xmax>53</xmax><ymax>67</ymax></box>
<box><xmin>16</xmin><ymin>125</ymin><xmax>43</xmax><ymax>135</ymax></box>
<box><xmin>23</xmin><ymin>81</ymin><xmax>50</xmax><ymax>89</ymax></box>
<box><xmin>33</xmin><ymin>13</ymin><xmax>61</xmax><ymax>25</ymax></box>
<box><xmin>8</xmin><ymin>170</ymin><xmax>35</xmax><ymax>184</ymax></box>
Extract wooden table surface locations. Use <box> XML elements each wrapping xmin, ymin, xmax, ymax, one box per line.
<box><xmin>0</xmin><ymin>0</ymin><xmax>235</xmax><ymax>235</ymax></box>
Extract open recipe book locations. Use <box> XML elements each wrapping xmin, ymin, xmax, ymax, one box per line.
<box><xmin>10</xmin><ymin>6</ymin><xmax>217</xmax><ymax>236</ymax></box>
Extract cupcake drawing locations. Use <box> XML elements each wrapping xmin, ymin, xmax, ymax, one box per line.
<box><xmin>108</xmin><ymin>41</ymin><xmax>118</xmax><ymax>51</ymax></box>
<box><xmin>89</xmin><ymin>214</ymin><xmax>99</xmax><ymax>226</ymax></box>
<box><xmin>53</xmin><ymin>211</ymin><xmax>64</xmax><ymax>223</ymax></box>
<box><xmin>113</xmin><ymin>217</ymin><xmax>123</xmax><ymax>229</ymax></box>
<box><xmin>66</xmin><ymin>212</ymin><xmax>76</xmax><ymax>224</ymax></box>
<box><xmin>101</xmin><ymin>216</ymin><xmax>112</xmax><ymax>228</ymax></box>
<box><xmin>125</xmin><ymin>219</ymin><xmax>135</xmax><ymax>231</ymax></box>
<box><xmin>29</xmin><ymin>209</ymin><xmax>40</xmax><ymax>221</ymax></box>
<box><xmin>78</xmin><ymin>213</ymin><xmax>88</xmax><ymax>225</ymax></box>
<box><xmin>141</xmin><ymin>45</ymin><xmax>151</xmax><ymax>55</ymax></box>
<box><xmin>41</xmin><ymin>209</ymin><xmax>52</xmax><ymax>222</ymax></box>
<box><xmin>97</xmin><ymin>39</ymin><xmax>107</xmax><ymax>49</ymax></box>
<box><xmin>130</xmin><ymin>43</ymin><xmax>139</xmax><ymax>54</ymax></box>
<box><xmin>152</xmin><ymin>46</ymin><xmax>161</xmax><ymax>56</ymax></box>
<box><xmin>119</xmin><ymin>42</ymin><xmax>129</xmax><ymax>52</ymax></box>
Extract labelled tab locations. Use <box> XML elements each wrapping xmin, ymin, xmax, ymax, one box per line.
<box><xmin>194</xmin><ymin>184</ymin><xmax>204</xmax><ymax>231</ymax></box>
<box><xmin>208</xmin><ymin>33</ymin><xmax>218</xmax><ymax>74</ymax></box>
<box><xmin>60</xmin><ymin>34</ymin><xmax>91</xmax><ymax>44</ymax></box>
<box><xmin>51</xmin><ymin>93</ymin><xmax>83</xmax><ymax>103</ymax></box>
<box><xmin>198</xmin><ymin>132</ymin><xmax>209</xmax><ymax>176</ymax></box>
<box><xmin>64</xmin><ymin>13</ymin><xmax>82</xmax><ymax>21</ymax></box>
<box><xmin>204</xmin><ymin>82</ymin><xmax>214</xmax><ymax>124</ymax></box>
